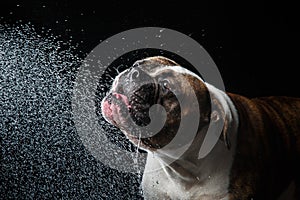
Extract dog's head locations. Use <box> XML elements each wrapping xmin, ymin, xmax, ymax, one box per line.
<box><xmin>102</xmin><ymin>56</ymin><xmax>229</xmax><ymax>152</ymax></box>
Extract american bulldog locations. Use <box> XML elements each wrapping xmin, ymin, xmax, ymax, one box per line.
<box><xmin>101</xmin><ymin>56</ymin><xmax>300</xmax><ymax>200</ymax></box>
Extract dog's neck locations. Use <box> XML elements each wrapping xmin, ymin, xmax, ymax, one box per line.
<box><xmin>144</xmin><ymin>84</ymin><xmax>239</xmax><ymax>198</ymax></box>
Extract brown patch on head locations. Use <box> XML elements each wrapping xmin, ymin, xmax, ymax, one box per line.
<box><xmin>133</xmin><ymin>56</ymin><xmax>179</xmax><ymax>75</ymax></box>
<box><xmin>141</xmin><ymin>56</ymin><xmax>179</xmax><ymax>66</ymax></box>
<box><xmin>180</xmin><ymin>73</ymin><xmax>211</xmax><ymax>125</ymax></box>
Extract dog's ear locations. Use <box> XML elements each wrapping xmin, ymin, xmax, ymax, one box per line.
<box><xmin>210</xmin><ymin>94</ymin><xmax>231</xmax><ymax>150</ymax></box>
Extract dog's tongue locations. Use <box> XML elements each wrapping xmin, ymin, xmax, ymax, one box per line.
<box><xmin>102</xmin><ymin>100</ymin><xmax>113</xmax><ymax>121</ymax></box>
<box><xmin>113</xmin><ymin>92</ymin><xmax>131</xmax><ymax>108</ymax></box>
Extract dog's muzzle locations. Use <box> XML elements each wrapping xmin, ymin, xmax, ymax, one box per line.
<box><xmin>102</xmin><ymin>67</ymin><xmax>159</xmax><ymax>128</ymax></box>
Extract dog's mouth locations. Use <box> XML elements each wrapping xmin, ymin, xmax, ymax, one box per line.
<box><xmin>102</xmin><ymin>83</ymin><xmax>158</xmax><ymax>127</ymax></box>
<box><xmin>128</xmin><ymin>83</ymin><xmax>158</xmax><ymax>126</ymax></box>
<box><xmin>102</xmin><ymin>76</ymin><xmax>166</xmax><ymax>150</ymax></box>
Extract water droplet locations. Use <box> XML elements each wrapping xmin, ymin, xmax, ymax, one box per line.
<box><xmin>0</xmin><ymin>23</ymin><xmax>143</xmax><ymax>199</ymax></box>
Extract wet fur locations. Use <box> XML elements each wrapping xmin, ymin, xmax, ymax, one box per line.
<box><xmin>228</xmin><ymin>95</ymin><xmax>300</xmax><ymax>199</ymax></box>
<box><xmin>102</xmin><ymin>56</ymin><xmax>300</xmax><ymax>199</ymax></box>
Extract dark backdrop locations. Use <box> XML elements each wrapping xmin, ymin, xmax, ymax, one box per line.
<box><xmin>1</xmin><ymin>0</ymin><xmax>299</xmax><ymax>199</ymax></box>
<box><xmin>2</xmin><ymin>0</ymin><xmax>299</xmax><ymax>97</ymax></box>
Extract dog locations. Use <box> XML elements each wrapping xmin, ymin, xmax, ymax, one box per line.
<box><xmin>101</xmin><ymin>56</ymin><xmax>300</xmax><ymax>199</ymax></box>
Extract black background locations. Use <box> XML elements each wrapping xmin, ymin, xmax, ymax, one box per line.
<box><xmin>1</xmin><ymin>0</ymin><xmax>299</xmax><ymax>97</ymax></box>
<box><xmin>1</xmin><ymin>0</ymin><xmax>299</xmax><ymax>199</ymax></box>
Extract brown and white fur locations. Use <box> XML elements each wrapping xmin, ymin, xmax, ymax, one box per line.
<box><xmin>101</xmin><ymin>56</ymin><xmax>300</xmax><ymax>200</ymax></box>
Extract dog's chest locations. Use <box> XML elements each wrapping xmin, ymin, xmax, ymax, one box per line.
<box><xmin>142</xmin><ymin>173</ymin><xmax>189</xmax><ymax>200</ymax></box>
<box><xmin>141</xmin><ymin>156</ymin><xmax>230</xmax><ymax>200</ymax></box>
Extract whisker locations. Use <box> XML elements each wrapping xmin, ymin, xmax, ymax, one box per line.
<box><xmin>115</xmin><ymin>64</ymin><xmax>124</xmax><ymax>74</ymax></box>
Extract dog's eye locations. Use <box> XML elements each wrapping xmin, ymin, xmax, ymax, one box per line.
<box><xmin>159</xmin><ymin>79</ymin><xmax>170</xmax><ymax>91</ymax></box>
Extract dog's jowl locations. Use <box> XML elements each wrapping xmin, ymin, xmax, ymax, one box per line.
<box><xmin>101</xmin><ymin>56</ymin><xmax>300</xmax><ymax>200</ymax></box>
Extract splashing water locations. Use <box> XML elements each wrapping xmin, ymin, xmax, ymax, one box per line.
<box><xmin>0</xmin><ymin>24</ymin><xmax>143</xmax><ymax>199</ymax></box>
<box><xmin>134</xmin><ymin>132</ymin><xmax>142</xmax><ymax>178</ymax></box>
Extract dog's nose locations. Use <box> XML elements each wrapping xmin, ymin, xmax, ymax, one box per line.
<box><xmin>120</xmin><ymin>67</ymin><xmax>155</xmax><ymax>97</ymax></box>
<box><xmin>130</xmin><ymin>68</ymin><xmax>140</xmax><ymax>80</ymax></box>
<box><xmin>129</xmin><ymin>67</ymin><xmax>152</xmax><ymax>83</ymax></box>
